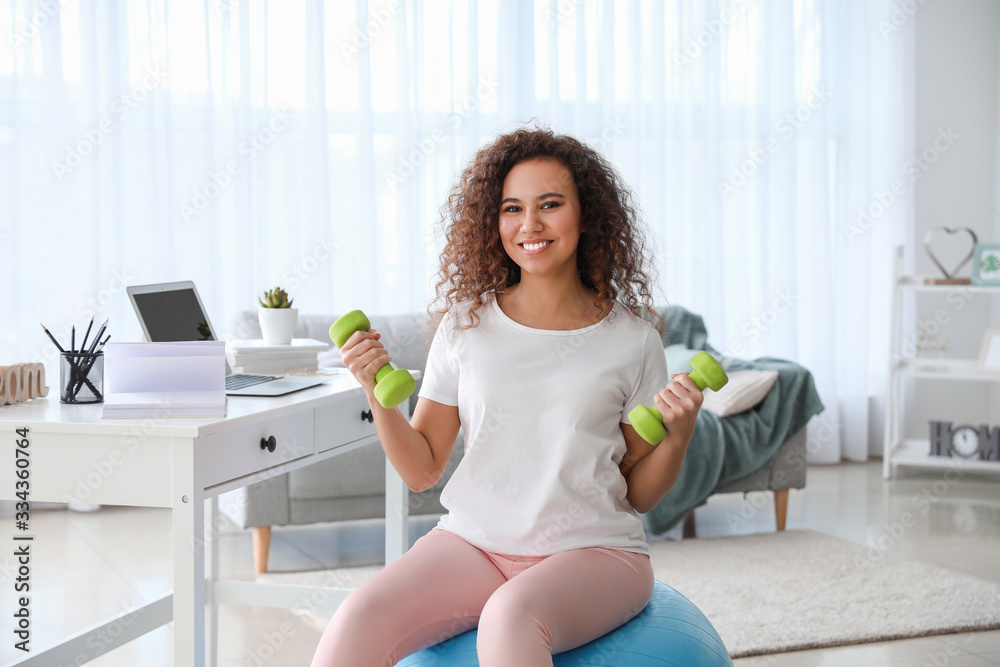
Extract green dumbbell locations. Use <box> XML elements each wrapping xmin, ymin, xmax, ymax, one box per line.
<box><xmin>330</xmin><ymin>310</ymin><xmax>416</xmax><ymax>409</ymax></box>
<box><xmin>628</xmin><ymin>351</ymin><xmax>729</xmax><ymax>445</ymax></box>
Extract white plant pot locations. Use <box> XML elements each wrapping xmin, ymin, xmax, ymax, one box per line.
<box><xmin>258</xmin><ymin>307</ymin><xmax>298</xmax><ymax>345</ymax></box>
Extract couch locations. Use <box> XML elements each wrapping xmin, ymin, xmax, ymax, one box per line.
<box><xmin>220</xmin><ymin>306</ymin><xmax>822</xmax><ymax>573</ymax></box>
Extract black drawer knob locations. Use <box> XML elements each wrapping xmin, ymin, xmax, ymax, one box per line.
<box><xmin>361</xmin><ymin>409</ymin><xmax>374</xmax><ymax>423</ymax></box>
<box><xmin>260</xmin><ymin>435</ymin><xmax>277</xmax><ymax>452</ymax></box>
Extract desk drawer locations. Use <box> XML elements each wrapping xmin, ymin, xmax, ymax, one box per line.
<box><xmin>316</xmin><ymin>392</ymin><xmax>379</xmax><ymax>453</ymax></box>
<box><xmin>198</xmin><ymin>412</ymin><xmax>314</xmax><ymax>487</ymax></box>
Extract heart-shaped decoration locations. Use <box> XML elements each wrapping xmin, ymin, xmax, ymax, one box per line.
<box><xmin>923</xmin><ymin>227</ymin><xmax>978</xmax><ymax>279</ymax></box>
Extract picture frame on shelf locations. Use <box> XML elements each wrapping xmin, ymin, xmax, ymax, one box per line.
<box><xmin>978</xmin><ymin>329</ymin><xmax>1000</xmax><ymax>374</ymax></box>
<box><xmin>972</xmin><ymin>243</ymin><xmax>1000</xmax><ymax>286</ymax></box>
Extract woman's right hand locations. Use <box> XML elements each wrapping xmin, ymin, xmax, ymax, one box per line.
<box><xmin>337</xmin><ymin>329</ymin><xmax>391</xmax><ymax>398</ymax></box>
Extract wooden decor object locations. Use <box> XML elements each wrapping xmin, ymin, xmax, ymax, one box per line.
<box><xmin>0</xmin><ymin>363</ymin><xmax>50</xmax><ymax>406</ymax></box>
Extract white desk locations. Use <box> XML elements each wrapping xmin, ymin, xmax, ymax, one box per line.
<box><xmin>0</xmin><ymin>375</ymin><xmax>411</xmax><ymax>666</ymax></box>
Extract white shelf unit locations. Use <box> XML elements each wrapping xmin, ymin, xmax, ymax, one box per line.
<box><xmin>883</xmin><ymin>246</ymin><xmax>1000</xmax><ymax>479</ymax></box>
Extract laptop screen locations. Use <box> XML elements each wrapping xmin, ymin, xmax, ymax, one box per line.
<box><xmin>131</xmin><ymin>287</ymin><xmax>216</xmax><ymax>342</ymax></box>
<box><xmin>129</xmin><ymin>282</ymin><xmax>237</xmax><ymax>376</ymax></box>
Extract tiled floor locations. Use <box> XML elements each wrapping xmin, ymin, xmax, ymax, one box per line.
<box><xmin>1</xmin><ymin>460</ymin><xmax>998</xmax><ymax>666</ymax></box>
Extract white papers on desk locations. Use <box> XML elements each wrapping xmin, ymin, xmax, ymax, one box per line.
<box><xmin>102</xmin><ymin>341</ymin><xmax>227</xmax><ymax>418</ymax></box>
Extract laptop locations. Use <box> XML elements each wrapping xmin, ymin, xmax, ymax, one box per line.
<box><xmin>127</xmin><ymin>281</ymin><xmax>326</xmax><ymax>396</ymax></box>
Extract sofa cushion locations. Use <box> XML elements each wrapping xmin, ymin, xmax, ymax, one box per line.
<box><xmin>701</xmin><ymin>369</ymin><xmax>779</xmax><ymax>417</ymax></box>
<box><xmin>218</xmin><ymin>474</ymin><xmax>290</xmax><ymax>527</ymax></box>
<box><xmin>289</xmin><ymin>443</ymin><xmax>385</xmax><ymax>500</ymax></box>
<box><xmin>235</xmin><ymin>310</ymin><xmax>435</xmax><ymax>378</ymax></box>
<box><xmin>289</xmin><ymin>493</ymin><xmax>444</xmax><ymax>523</ymax></box>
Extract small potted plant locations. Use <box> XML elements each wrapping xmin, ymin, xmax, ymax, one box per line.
<box><xmin>257</xmin><ymin>287</ymin><xmax>297</xmax><ymax>345</ymax></box>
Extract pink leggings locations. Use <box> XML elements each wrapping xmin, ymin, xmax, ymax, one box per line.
<box><xmin>310</xmin><ymin>528</ymin><xmax>654</xmax><ymax>667</ymax></box>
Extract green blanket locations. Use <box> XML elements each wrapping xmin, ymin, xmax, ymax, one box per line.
<box><xmin>643</xmin><ymin>306</ymin><xmax>825</xmax><ymax>535</ymax></box>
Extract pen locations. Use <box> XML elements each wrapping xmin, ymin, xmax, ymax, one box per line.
<box><xmin>44</xmin><ymin>323</ymin><xmax>96</xmax><ymax>399</ymax></box>
<box><xmin>71</xmin><ymin>325</ymin><xmax>75</xmax><ymax>353</ymax></box>
<box><xmin>79</xmin><ymin>316</ymin><xmax>95</xmax><ymax>354</ymax></box>
<box><xmin>44</xmin><ymin>323</ymin><xmax>76</xmax><ymax>393</ymax></box>
<box><xmin>41</xmin><ymin>323</ymin><xmax>67</xmax><ymax>353</ymax></box>
<box><xmin>86</xmin><ymin>319</ymin><xmax>109</xmax><ymax>355</ymax></box>
<box><xmin>73</xmin><ymin>324</ymin><xmax>109</xmax><ymax>397</ymax></box>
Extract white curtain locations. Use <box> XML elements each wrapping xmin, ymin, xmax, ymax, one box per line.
<box><xmin>1</xmin><ymin>0</ymin><xmax>912</xmax><ymax>462</ymax></box>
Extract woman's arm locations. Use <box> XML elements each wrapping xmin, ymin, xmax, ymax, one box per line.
<box><xmin>368</xmin><ymin>395</ymin><xmax>460</xmax><ymax>493</ymax></box>
<box><xmin>618</xmin><ymin>374</ymin><xmax>703</xmax><ymax>514</ymax></box>
<box><xmin>339</xmin><ymin>329</ymin><xmax>461</xmax><ymax>493</ymax></box>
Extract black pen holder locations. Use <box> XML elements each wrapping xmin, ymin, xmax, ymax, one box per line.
<box><xmin>60</xmin><ymin>351</ymin><xmax>104</xmax><ymax>404</ymax></box>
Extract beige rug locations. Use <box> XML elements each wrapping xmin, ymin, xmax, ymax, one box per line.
<box><xmin>259</xmin><ymin>530</ymin><xmax>1000</xmax><ymax>658</ymax></box>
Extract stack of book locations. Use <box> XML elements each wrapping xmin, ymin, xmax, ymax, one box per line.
<box><xmin>226</xmin><ymin>338</ymin><xmax>330</xmax><ymax>375</ymax></box>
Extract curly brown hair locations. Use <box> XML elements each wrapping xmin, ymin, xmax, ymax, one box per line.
<box><xmin>431</xmin><ymin>125</ymin><xmax>662</xmax><ymax>331</ymax></box>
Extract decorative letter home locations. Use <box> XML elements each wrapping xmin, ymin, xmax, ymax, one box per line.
<box><xmin>0</xmin><ymin>363</ymin><xmax>49</xmax><ymax>406</ymax></box>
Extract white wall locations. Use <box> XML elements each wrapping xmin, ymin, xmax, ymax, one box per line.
<box><xmin>908</xmin><ymin>0</ymin><xmax>1000</xmax><ymax>440</ymax></box>
<box><xmin>995</xmin><ymin>14</ymin><xmax>1000</xmax><ymax>429</ymax></box>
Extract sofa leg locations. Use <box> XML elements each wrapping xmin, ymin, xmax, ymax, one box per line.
<box><xmin>682</xmin><ymin>511</ymin><xmax>696</xmax><ymax>539</ymax></box>
<box><xmin>252</xmin><ymin>526</ymin><xmax>271</xmax><ymax>574</ymax></box>
<box><xmin>774</xmin><ymin>489</ymin><xmax>788</xmax><ymax>532</ymax></box>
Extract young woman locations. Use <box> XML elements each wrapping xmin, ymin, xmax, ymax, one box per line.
<box><xmin>311</xmin><ymin>127</ymin><xmax>703</xmax><ymax>667</ymax></box>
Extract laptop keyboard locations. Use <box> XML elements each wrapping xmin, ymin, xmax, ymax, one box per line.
<box><xmin>226</xmin><ymin>374</ymin><xmax>280</xmax><ymax>390</ymax></box>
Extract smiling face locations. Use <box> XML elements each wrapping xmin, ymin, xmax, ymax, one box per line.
<box><xmin>498</xmin><ymin>158</ymin><xmax>583</xmax><ymax>282</ymax></box>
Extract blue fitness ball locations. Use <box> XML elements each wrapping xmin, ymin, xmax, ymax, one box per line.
<box><xmin>397</xmin><ymin>579</ymin><xmax>734</xmax><ymax>666</ymax></box>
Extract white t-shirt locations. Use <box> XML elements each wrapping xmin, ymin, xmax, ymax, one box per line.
<box><xmin>418</xmin><ymin>297</ymin><xmax>669</xmax><ymax>556</ymax></box>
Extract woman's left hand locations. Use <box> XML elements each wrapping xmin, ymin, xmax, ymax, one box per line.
<box><xmin>620</xmin><ymin>373</ymin><xmax>706</xmax><ymax>513</ymax></box>
<box><xmin>652</xmin><ymin>373</ymin><xmax>704</xmax><ymax>440</ymax></box>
